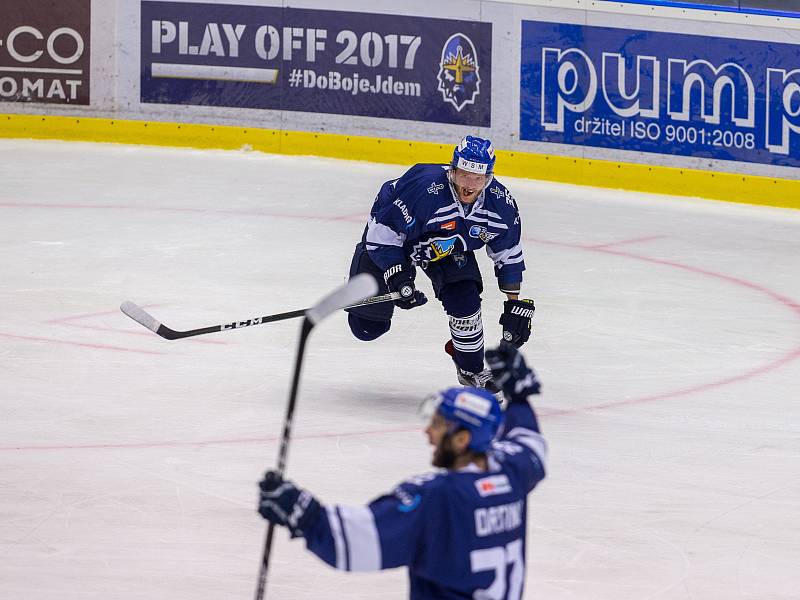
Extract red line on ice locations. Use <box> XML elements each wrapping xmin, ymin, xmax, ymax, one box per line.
<box><xmin>0</xmin><ymin>331</ymin><xmax>169</xmax><ymax>355</ymax></box>
<box><xmin>524</xmin><ymin>235</ymin><xmax>800</xmax><ymax>414</ymax></box>
<box><xmin>46</xmin><ymin>306</ymin><xmax>228</xmax><ymax>344</ymax></box>
<box><xmin>0</xmin><ymin>425</ymin><xmax>421</xmax><ymax>452</ymax></box>
<box><xmin>585</xmin><ymin>234</ymin><xmax>667</xmax><ymax>249</ymax></box>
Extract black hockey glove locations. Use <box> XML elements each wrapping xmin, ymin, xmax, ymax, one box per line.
<box><xmin>499</xmin><ymin>299</ymin><xmax>535</xmax><ymax>347</ymax></box>
<box><xmin>257</xmin><ymin>471</ymin><xmax>321</xmax><ymax>538</ymax></box>
<box><xmin>384</xmin><ymin>264</ymin><xmax>428</xmax><ymax>310</ymax></box>
<box><xmin>485</xmin><ymin>341</ymin><xmax>541</xmax><ymax>403</ymax></box>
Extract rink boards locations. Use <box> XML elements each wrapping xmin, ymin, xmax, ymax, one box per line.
<box><xmin>1</xmin><ymin>0</ymin><xmax>799</xmax><ymax>206</ymax></box>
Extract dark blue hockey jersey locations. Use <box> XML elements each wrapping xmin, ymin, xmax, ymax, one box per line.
<box><xmin>303</xmin><ymin>401</ymin><xmax>547</xmax><ymax>599</ymax></box>
<box><xmin>362</xmin><ymin>164</ymin><xmax>526</xmax><ymax>287</ymax></box>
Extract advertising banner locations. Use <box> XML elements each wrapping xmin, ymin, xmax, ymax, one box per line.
<box><xmin>141</xmin><ymin>1</ymin><xmax>491</xmax><ymax>126</ymax></box>
<box><xmin>0</xmin><ymin>0</ymin><xmax>91</xmax><ymax>105</ymax></box>
<box><xmin>520</xmin><ymin>21</ymin><xmax>800</xmax><ymax>167</ymax></box>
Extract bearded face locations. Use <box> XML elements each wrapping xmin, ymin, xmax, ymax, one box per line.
<box><xmin>432</xmin><ymin>432</ymin><xmax>458</xmax><ymax>469</ymax></box>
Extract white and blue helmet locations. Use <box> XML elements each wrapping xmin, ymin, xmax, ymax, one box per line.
<box><xmin>422</xmin><ymin>386</ymin><xmax>503</xmax><ymax>452</ymax></box>
<box><xmin>451</xmin><ymin>135</ymin><xmax>496</xmax><ymax>176</ymax></box>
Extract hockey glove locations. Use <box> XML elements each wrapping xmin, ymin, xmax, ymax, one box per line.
<box><xmin>384</xmin><ymin>264</ymin><xmax>428</xmax><ymax>310</ymax></box>
<box><xmin>485</xmin><ymin>341</ymin><xmax>541</xmax><ymax>403</ymax></box>
<box><xmin>499</xmin><ymin>299</ymin><xmax>535</xmax><ymax>347</ymax></box>
<box><xmin>257</xmin><ymin>471</ymin><xmax>321</xmax><ymax>538</ymax></box>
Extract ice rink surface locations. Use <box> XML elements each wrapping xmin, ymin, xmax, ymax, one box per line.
<box><xmin>1</xmin><ymin>139</ymin><xmax>799</xmax><ymax>599</ymax></box>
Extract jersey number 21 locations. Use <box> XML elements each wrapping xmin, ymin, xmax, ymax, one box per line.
<box><xmin>470</xmin><ymin>539</ymin><xmax>524</xmax><ymax>600</ymax></box>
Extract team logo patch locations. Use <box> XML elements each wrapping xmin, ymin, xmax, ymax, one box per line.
<box><xmin>430</xmin><ymin>237</ymin><xmax>458</xmax><ymax>261</ymax></box>
<box><xmin>441</xmin><ymin>220</ymin><xmax>457</xmax><ymax>231</ymax></box>
<box><xmin>475</xmin><ymin>475</ymin><xmax>512</xmax><ymax>497</ymax></box>
<box><xmin>410</xmin><ymin>235</ymin><xmax>465</xmax><ymax>266</ymax></box>
<box><xmin>437</xmin><ymin>33</ymin><xmax>482</xmax><ymax>112</ymax></box>
<box><xmin>469</xmin><ymin>224</ymin><xmax>499</xmax><ymax>242</ymax></box>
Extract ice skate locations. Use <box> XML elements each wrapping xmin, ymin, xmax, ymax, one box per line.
<box><xmin>444</xmin><ymin>340</ymin><xmax>503</xmax><ymax>397</ymax></box>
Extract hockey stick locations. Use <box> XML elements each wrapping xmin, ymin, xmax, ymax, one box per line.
<box><xmin>254</xmin><ymin>273</ymin><xmax>378</xmax><ymax>600</ymax></box>
<box><xmin>120</xmin><ymin>290</ymin><xmax>399</xmax><ymax>340</ymax></box>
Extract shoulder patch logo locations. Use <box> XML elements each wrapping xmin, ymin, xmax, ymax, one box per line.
<box><xmin>397</xmin><ymin>494</ymin><xmax>421</xmax><ymax>512</ymax></box>
<box><xmin>475</xmin><ymin>474</ymin><xmax>512</xmax><ymax>497</ymax></box>
<box><xmin>427</xmin><ymin>182</ymin><xmax>445</xmax><ymax>195</ymax></box>
<box><xmin>489</xmin><ymin>185</ymin><xmax>517</xmax><ymax>208</ymax></box>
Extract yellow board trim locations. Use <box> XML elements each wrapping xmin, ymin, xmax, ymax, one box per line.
<box><xmin>2</xmin><ymin>113</ymin><xmax>798</xmax><ymax>209</ymax></box>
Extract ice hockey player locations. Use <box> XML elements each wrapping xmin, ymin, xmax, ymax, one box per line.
<box><xmin>345</xmin><ymin>135</ymin><xmax>536</xmax><ymax>391</ymax></box>
<box><xmin>257</xmin><ymin>341</ymin><xmax>547</xmax><ymax>600</ymax></box>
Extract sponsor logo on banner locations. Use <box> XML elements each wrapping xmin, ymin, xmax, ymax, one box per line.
<box><xmin>437</xmin><ymin>33</ymin><xmax>482</xmax><ymax>111</ymax></box>
<box><xmin>0</xmin><ymin>0</ymin><xmax>90</xmax><ymax>104</ymax></box>
<box><xmin>519</xmin><ymin>21</ymin><xmax>800</xmax><ymax>167</ymax></box>
<box><xmin>141</xmin><ymin>2</ymin><xmax>491</xmax><ymax>125</ymax></box>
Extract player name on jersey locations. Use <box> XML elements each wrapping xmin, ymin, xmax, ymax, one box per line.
<box><xmin>474</xmin><ymin>499</ymin><xmax>523</xmax><ymax>538</ymax></box>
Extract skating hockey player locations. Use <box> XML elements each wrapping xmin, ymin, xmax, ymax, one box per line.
<box><xmin>257</xmin><ymin>341</ymin><xmax>547</xmax><ymax>600</ymax></box>
<box><xmin>344</xmin><ymin>135</ymin><xmax>535</xmax><ymax>392</ymax></box>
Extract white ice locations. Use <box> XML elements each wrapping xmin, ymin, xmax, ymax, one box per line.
<box><xmin>1</xmin><ymin>139</ymin><xmax>799</xmax><ymax>600</ymax></box>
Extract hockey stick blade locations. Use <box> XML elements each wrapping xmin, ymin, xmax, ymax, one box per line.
<box><xmin>120</xmin><ymin>301</ymin><xmax>164</xmax><ymax>335</ymax></box>
<box><xmin>306</xmin><ymin>273</ymin><xmax>379</xmax><ymax>326</ymax></box>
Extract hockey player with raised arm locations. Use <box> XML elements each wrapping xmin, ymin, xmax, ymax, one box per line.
<box><xmin>257</xmin><ymin>342</ymin><xmax>547</xmax><ymax>600</ymax></box>
<box><xmin>345</xmin><ymin>136</ymin><xmax>535</xmax><ymax>391</ymax></box>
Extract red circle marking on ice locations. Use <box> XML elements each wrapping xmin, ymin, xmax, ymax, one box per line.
<box><xmin>2</xmin><ymin>204</ymin><xmax>798</xmax><ymax>449</ymax></box>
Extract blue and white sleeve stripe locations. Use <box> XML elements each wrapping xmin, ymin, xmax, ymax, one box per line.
<box><xmin>365</xmin><ymin>217</ymin><xmax>406</xmax><ymax>247</ymax></box>
<box><xmin>325</xmin><ymin>506</ymin><xmax>347</xmax><ymax>570</ymax></box>
<box><xmin>505</xmin><ymin>427</ymin><xmax>548</xmax><ymax>470</ymax></box>
<box><xmin>487</xmin><ymin>243</ymin><xmax>525</xmax><ymax>267</ymax></box>
<box><xmin>325</xmin><ymin>505</ymin><xmax>382</xmax><ymax>572</ymax></box>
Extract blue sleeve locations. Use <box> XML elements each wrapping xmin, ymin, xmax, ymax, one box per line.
<box><xmin>485</xmin><ymin>186</ymin><xmax>525</xmax><ymax>285</ymax></box>
<box><xmin>303</xmin><ymin>475</ymin><xmax>436</xmax><ymax>572</ymax></box>
<box><xmin>364</xmin><ymin>166</ymin><xmax>436</xmax><ymax>271</ymax></box>
<box><xmin>366</xmin><ymin>484</ymin><xmax>427</xmax><ymax>568</ymax></box>
<box><xmin>491</xmin><ymin>401</ymin><xmax>547</xmax><ymax>493</ymax></box>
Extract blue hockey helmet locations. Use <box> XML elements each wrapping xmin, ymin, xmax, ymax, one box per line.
<box><xmin>421</xmin><ymin>386</ymin><xmax>503</xmax><ymax>452</ymax></box>
<box><xmin>451</xmin><ymin>135</ymin><xmax>496</xmax><ymax>176</ymax></box>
